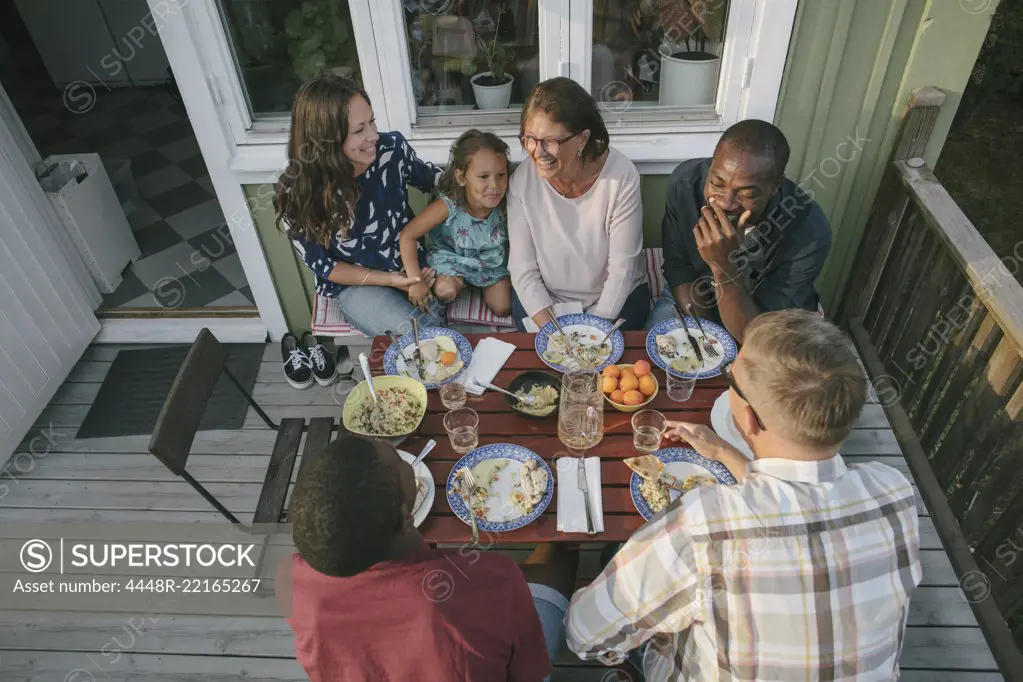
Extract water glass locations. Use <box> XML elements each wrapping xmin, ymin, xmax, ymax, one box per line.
<box><xmin>632</xmin><ymin>409</ymin><xmax>667</xmax><ymax>453</ymax></box>
<box><xmin>439</xmin><ymin>378</ymin><xmax>467</xmax><ymax>410</ymax></box>
<box><xmin>666</xmin><ymin>371</ymin><xmax>696</xmax><ymax>402</ymax></box>
<box><xmin>444</xmin><ymin>408</ymin><xmax>479</xmax><ymax>454</ymax></box>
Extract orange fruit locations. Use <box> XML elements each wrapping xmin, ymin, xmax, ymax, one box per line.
<box><xmin>602</xmin><ymin>376</ymin><xmax>619</xmax><ymax>394</ymax></box>
<box><xmin>602</xmin><ymin>365</ymin><xmax>621</xmax><ymax>379</ymax></box>
<box><xmin>620</xmin><ymin>365</ymin><xmax>635</xmax><ymax>377</ymax></box>
<box><xmin>619</xmin><ymin>374</ymin><xmax>639</xmax><ymax>392</ymax></box>
<box><xmin>610</xmin><ymin>389</ymin><xmax>625</xmax><ymax>404</ymax></box>
<box><xmin>623</xmin><ymin>390</ymin><xmax>645</xmax><ymax>406</ymax></box>
<box><xmin>633</xmin><ymin>360</ymin><xmax>651</xmax><ymax>377</ymax></box>
<box><xmin>440</xmin><ymin>351</ymin><xmax>457</xmax><ymax>366</ymax></box>
<box><xmin>638</xmin><ymin>375</ymin><xmax>657</xmax><ymax>396</ymax></box>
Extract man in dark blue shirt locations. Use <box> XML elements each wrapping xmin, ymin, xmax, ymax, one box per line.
<box><xmin>646</xmin><ymin>120</ymin><xmax>831</xmax><ymax>342</ymax></box>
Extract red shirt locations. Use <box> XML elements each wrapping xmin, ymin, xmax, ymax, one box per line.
<box><xmin>280</xmin><ymin>542</ymin><xmax>551</xmax><ymax>682</ymax></box>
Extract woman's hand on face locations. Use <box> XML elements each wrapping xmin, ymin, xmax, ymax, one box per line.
<box><xmin>407</xmin><ymin>283</ymin><xmax>432</xmax><ymax>313</ymax></box>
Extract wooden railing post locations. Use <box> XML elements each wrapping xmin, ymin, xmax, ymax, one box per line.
<box><xmin>835</xmin><ymin>87</ymin><xmax>947</xmax><ymax>324</ymax></box>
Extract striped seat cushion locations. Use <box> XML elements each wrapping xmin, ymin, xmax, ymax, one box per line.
<box><xmin>310</xmin><ymin>293</ymin><xmax>364</xmax><ymax>337</ymax></box>
<box><xmin>447</xmin><ymin>287</ymin><xmax>516</xmax><ymax>327</ymax></box>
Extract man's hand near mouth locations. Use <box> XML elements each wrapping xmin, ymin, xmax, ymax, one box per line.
<box><xmin>695</xmin><ymin>197</ymin><xmax>750</xmax><ymax>281</ymax></box>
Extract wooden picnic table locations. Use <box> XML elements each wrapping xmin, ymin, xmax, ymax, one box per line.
<box><xmin>368</xmin><ymin>331</ymin><xmax>729</xmax><ymax>545</ymax></box>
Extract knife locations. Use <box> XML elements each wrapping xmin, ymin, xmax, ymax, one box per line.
<box><xmin>409</xmin><ymin>317</ymin><xmax>426</xmax><ymax>381</ymax></box>
<box><xmin>577</xmin><ymin>458</ymin><xmax>596</xmax><ymax>536</ymax></box>
<box><xmin>672</xmin><ymin>301</ymin><xmax>704</xmax><ymax>363</ymax></box>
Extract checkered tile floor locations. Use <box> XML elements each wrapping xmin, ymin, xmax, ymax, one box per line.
<box><xmin>7</xmin><ymin>76</ymin><xmax>255</xmax><ymax>309</ymax></box>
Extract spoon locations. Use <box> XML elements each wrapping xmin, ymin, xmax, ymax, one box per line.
<box><xmin>598</xmin><ymin>317</ymin><xmax>626</xmax><ymax>345</ymax></box>
<box><xmin>411</xmin><ymin>439</ymin><xmax>436</xmax><ymax>467</ymax></box>
<box><xmin>357</xmin><ymin>353</ymin><xmax>379</xmax><ymax>410</ymax></box>
<box><xmin>469</xmin><ymin>377</ymin><xmax>537</xmax><ymax>405</ymax></box>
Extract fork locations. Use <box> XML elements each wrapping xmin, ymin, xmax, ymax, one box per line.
<box><xmin>685</xmin><ymin>303</ymin><xmax>719</xmax><ymax>358</ymax></box>
<box><xmin>459</xmin><ymin>467</ymin><xmax>481</xmax><ymax>547</ymax></box>
<box><xmin>546</xmin><ymin>307</ymin><xmax>581</xmax><ymax>361</ymax></box>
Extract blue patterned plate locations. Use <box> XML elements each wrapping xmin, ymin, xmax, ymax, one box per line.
<box><xmin>645</xmin><ymin>317</ymin><xmax>737</xmax><ymax>379</ymax></box>
<box><xmin>630</xmin><ymin>447</ymin><xmax>737</xmax><ymax>520</ymax></box>
<box><xmin>384</xmin><ymin>327</ymin><xmax>473</xmax><ymax>390</ymax></box>
<box><xmin>535</xmin><ymin>314</ymin><xmax>624</xmax><ymax>373</ymax></box>
<box><xmin>446</xmin><ymin>443</ymin><xmax>554</xmax><ymax>532</ymax></box>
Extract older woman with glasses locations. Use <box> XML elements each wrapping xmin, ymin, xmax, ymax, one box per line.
<box><xmin>508</xmin><ymin>77</ymin><xmax>649</xmax><ymax>331</ymax></box>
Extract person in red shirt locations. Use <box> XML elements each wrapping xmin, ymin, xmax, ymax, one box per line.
<box><xmin>276</xmin><ymin>434</ymin><xmax>578</xmax><ymax>682</ymax></box>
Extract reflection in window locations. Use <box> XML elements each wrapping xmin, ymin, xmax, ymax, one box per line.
<box><xmin>403</xmin><ymin>0</ymin><xmax>539</xmax><ymax>116</ymax></box>
<box><xmin>217</xmin><ymin>0</ymin><xmax>362</xmax><ymax>116</ymax></box>
<box><xmin>592</xmin><ymin>0</ymin><xmax>729</xmax><ymax>110</ymax></box>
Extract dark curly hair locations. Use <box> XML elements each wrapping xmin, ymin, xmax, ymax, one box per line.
<box><xmin>274</xmin><ymin>74</ymin><xmax>370</xmax><ymax>247</ymax></box>
<box><xmin>289</xmin><ymin>435</ymin><xmax>404</xmax><ymax>577</ymax></box>
<box><xmin>520</xmin><ymin>77</ymin><xmax>609</xmax><ymax>162</ymax></box>
<box><xmin>437</xmin><ymin>129</ymin><xmax>510</xmax><ymax>208</ymax></box>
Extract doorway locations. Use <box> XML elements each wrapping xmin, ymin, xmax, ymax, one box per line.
<box><xmin>0</xmin><ymin>0</ymin><xmax>257</xmax><ymax>315</ymax></box>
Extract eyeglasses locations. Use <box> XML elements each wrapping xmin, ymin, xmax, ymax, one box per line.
<box><xmin>519</xmin><ymin>131</ymin><xmax>580</xmax><ymax>156</ymax></box>
<box><xmin>723</xmin><ymin>360</ymin><xmax>766</xmax><ymax>430</ymax></box>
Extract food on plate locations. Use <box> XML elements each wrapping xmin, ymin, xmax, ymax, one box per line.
<box><xmin>680</xmin><ymin>475</ymin><xmax>716</xmax><ymax>494</ymax></box>
<box><xmin>398</xmin><ymin>335</ymin><xmax>464</xmax><ymax>383</ymax></box>
<box><xmin>440</xmin><ymin>351</ymin><xmax>458</xmax><ymax>366</ymax></box>
<box><xmin>640</xmin><ymin>478</ymin><xmax>671</xmax><ymax>513</ymax></box>
<box><xmin>513</xmin><ymin>384</ymin><xmax>559</xmax><ymax>416</ymax></box>
<box><xmin>350</xmin><ymin>387</ymin><xmax>423</xmax><ymax>435</ymax></box>
<box><xmin>624</xmin><ymin>454</ymin><xmax>665</xmax><ymax>480</ymax></box>
<box><xmin>655</xmin><ymin>334</ymin><xmax>678</xmax><ymax>357</ymax></box>
<box><xmin>542</xmin><ymin>329</ymin><xmax>612</xmax><ymax>369</ymax></box>
<box><xmin>419</xmin><ymin>339</ymin><xmax>440</xmax><ymax>362</ymax></box>
<box><xmin>414</xmin><ymin>478</ymin><xmax>429</xmax><ymax>513</ymax></box>
<box><xmin>602</xmin><ymin>365</ymin><xmax>655</xmax><ymax>405</ymax></box>
<box><xmin>513</xmin><ymin>459</ymin><xmax>549</xmax><ymax>514</ymax></box>
<box><xmin>670</xmin><ymin>356</ymin><xmax>704</xmax><ymax>374</ymax></box>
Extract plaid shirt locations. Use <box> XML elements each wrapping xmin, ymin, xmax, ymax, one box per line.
<box><xmin>566</xmin><ymin>455</ymin><xmax>922</xmax><ymax>681</ymax></box>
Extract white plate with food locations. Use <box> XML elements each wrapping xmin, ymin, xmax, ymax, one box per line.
<box><xmin>535</xmin><ymin>314</ymin><xmax>624</xmax><ymax>373</ymax></box>
<box><xmin>445</xmin><ymin>443</ymin><xmax>554</xmax><ymax>532</ymax></box>
<box><xmin>626</xmin><ymin>448</ymin><xmax>737</xmax><ymax>520</ymax></box>
<box><xmin>645</xmin><ymin>317</ymin><xmax>736</xmax><ymax>379</ymax></box>
<box><xmin>384</xmin><ymin>327</ymin><xmax>473</xmax><ymax>389</ymax></box>
<box><xmin>710</xmin><ymin>391</ymin><xmax>755</xmax><ymax>460</ymax></box>
<box><xmin>398</xmin><ymin>448</ymin><xmax>435</xmax><ymax>527</ymax></box>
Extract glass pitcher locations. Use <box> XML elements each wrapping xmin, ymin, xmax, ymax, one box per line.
<box><xmin>557</xmin><ymin>369</ymin><xmax>605</xmax><ymax>455</ymax></box>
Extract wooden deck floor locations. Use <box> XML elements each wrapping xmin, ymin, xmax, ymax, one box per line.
<box><xmin>0</xmin><ymin>344</ymin><xmax>1006</xmax><ymax>681</ymax></box>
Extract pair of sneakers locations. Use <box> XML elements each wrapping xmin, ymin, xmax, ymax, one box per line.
<box><xmin>281</xmin><ymin>332</ymin><xmax>337</xmax><ymax>389</ymax></box>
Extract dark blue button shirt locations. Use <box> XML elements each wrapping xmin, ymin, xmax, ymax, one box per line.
<box><xmin>289</xmin><ymin>131</ymin><xmax>442</xmax><ymax>297</ymax></box>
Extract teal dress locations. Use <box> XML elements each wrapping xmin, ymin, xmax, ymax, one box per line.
<box><xmin>426</xmin><ymin>193</ymin><xmax>510</xmax><ymax>287</ymax></box>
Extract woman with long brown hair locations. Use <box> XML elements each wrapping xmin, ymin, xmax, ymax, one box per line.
<box><xmin>275</xmin><ymin>75</ymin><xmax>446</xmax><ymax>337</ymax></box>
<box><xmin>508</xmin><ymin>77</ymin><xmax>648</xmax><ymax>331</ymax></box>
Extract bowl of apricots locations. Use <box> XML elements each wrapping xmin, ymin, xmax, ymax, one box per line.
<box><xmin>601</xmin><ymin>361</ymin><xmax>658</xmax><ymax>413</ymax></box>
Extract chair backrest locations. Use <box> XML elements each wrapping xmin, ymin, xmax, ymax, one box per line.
<box><xmin>148</xmin><ymin>328</ymin><xmax>228</xmax><ymax>475</ymax></box>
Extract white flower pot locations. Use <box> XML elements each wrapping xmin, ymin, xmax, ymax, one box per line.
<box><xmin>658</xmin><ymin>42</ymin><xmax>721</xmax><ymax>107</ymax></box>
<box><xmin>471</xmin><ymin>72</ymin><xmax>514</xmax><ymax>110</ymax></box>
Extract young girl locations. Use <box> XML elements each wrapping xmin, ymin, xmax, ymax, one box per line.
<box><xmin>399</xmin><ymin>129</ymin><xmax>512</xmax><ymax>318</ymax></box>
<box><xmin>275</xmin><ymin>74</ymin><xmax>445</xmax><ymax>337</ymax></box>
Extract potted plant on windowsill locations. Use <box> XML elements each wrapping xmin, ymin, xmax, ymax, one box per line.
<box><xmin>656</xmin><ymin>0</ymin><xmax>728</xmax><ymax>106</ymax></box>
<box><xmin>284</xmin><ymin>0</ymin><xmax>359</xmax><ymax>82</ymax></box>
<box><xmin>469</xmin><ymin>14</ymin><xmax>514</xmax><ymax>110</ymax></box>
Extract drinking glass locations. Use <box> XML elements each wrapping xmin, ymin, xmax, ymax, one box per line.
<box><xmin>632</xmin><ymin>409</ymin><xmax>667</xmax><ymax>454</ymax></box>
<box><xmin>444</xmin><ymin>408</ymin><xmax>479</xmax><ymax>454</ymax></box>
<box><xmin>666</xmin><ymin>371</ymin><xmax>696</xmax><ymax>402</ymax></box>
<box><xmin>439</xmin><ymin>376</ymin><xmax>467</xmax><ymax>410</ymax></box>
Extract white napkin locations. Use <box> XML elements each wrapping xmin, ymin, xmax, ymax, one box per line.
<box><xmin>522</xmin><ymin>301</ymin><xmax>584</xmax><ymax>333</ymax></box>
<box><xmin>556</xmin><ymin>457</ymin><xmax>604</xmax><ymax>533</ymax></box>
<box><xmin>459</xmin><ymin>337</ymin><xmax>516</xmax><ymax>396</ymax></box>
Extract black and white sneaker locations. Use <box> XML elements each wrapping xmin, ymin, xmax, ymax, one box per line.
<box><xmin>302</xmin><ymin>332</ymin><xmax>338</xmax><ymax>386</ymax></box>
<box><xmin>281</xmin><ymin>333</ymin><xmax>313</xmax><ymax>389</ymax></box>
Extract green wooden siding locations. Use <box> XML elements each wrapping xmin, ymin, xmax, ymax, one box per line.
<box><xmin>245</xmin><ymin>0</ymin><xmax>995</xmax><ymax>333</ymax></box>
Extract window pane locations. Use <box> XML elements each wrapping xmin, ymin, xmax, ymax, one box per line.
<box><xmin>592</xmin><ymin>0</ymin><xmax>729</xmax><ymax>110</ymax></box>
<box><xmin>217</xmin><ymin>0</ymin><xmax>362</xmax><ymax>117</ymax></box>
<box><xmin>403</xmin><ymin>1</ymin><xmax>540</xmax><ymax>119</ymax></box>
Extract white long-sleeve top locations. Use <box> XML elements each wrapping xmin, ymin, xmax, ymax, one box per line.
<box><xmin>508</xmin><ymin>147</ymin><xmax>646</xmax><ymax>320</ymax></box>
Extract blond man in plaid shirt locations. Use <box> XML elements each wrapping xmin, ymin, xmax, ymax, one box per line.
<box><xmin>566</xmin><ymin>310</ymin><xmax>922</xmax><ymax>681</ymax></box>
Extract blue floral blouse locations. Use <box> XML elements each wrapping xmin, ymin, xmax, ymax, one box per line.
<box><xmin>289</xmin><ymin>131</ymin><xmax>442</xmax><ymax>297</ymax></box>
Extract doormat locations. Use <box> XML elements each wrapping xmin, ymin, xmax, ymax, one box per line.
<box><xmin>77</xmin><ymin>344</ymin><xmax>265</xmax><ymax>439</ymax></box>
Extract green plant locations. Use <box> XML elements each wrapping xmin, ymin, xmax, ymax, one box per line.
<box><xmin>284</xmin><ymin>0</ymin><xmax>359</xmax><ymax>81</ymax></box>
<box><xmin>473</xmin><ymin>13</ymin><xmax>512</xmax><ymax>82</ymax></box>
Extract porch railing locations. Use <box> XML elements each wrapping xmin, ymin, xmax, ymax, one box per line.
<box><xmin>836</xmin><ymin>87</ymin><xmax>1023</xmax><ymax>679</ymax></box>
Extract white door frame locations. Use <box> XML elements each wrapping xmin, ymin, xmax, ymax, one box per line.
<box><xmin>147</xmin><ymin>0</ymin><xmax>289</xmax><ymax>342</ymax></box>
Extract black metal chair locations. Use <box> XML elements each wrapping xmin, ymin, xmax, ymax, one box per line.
<box><xmin>148</xmin><ymin>328</ymin><xmax>335</xmax><ymax>527</ymax></box>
